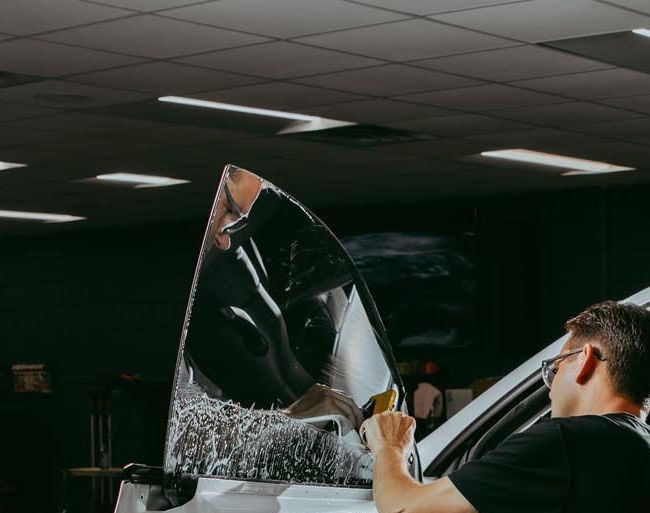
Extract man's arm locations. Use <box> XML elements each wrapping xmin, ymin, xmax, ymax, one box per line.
<box><xmin>363</xmin><ymin>412</ymin><xmax>477</xmax><ymax>513</ymax></box>
<box><xmin>373</xmin><ymin>447</ymin><xmax>475</xmax><ymax>513</ymax></box>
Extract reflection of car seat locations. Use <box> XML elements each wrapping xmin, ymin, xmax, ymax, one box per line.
<box><xmin>269</xmin><ymin>222</ymin><xmax>356</xmax><ymax>384</ymax></box>
<box><xmin>284</xmin><ymin>296</ymin><xmax>339</xmax><ymax>381</ymax></box>
<box><xmin>186</xmin><ymin>189</ymin><xmax>319</xmax><ymax>407</ymax></box>
<box><xmin>192</xmin><ymin>241</ymin><xmax>313</xmax><ymax>406</ymax></box>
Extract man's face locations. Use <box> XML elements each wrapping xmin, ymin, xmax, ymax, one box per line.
<box><xmin>212</xmin><ymin>170</ymin><xmax>263</xmax><ymax>250</ymax></box>
<box><xmin>549</xmin><ymin>340</ymin><xmax>583</xmax><ymax>418</ymax></box>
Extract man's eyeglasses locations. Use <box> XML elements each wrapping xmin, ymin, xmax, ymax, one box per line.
<box><xmin>541</xmin><ymin>347</ymin><xmax>607</xmax><ymax>389</ymax></box>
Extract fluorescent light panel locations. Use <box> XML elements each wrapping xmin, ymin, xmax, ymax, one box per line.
<box><xmin>158</xmin><ymin>95</ymin><xmax>317</xmax><ymax>122</ymax></box>
<box><xmin>632</xmin><ymin>28</ymin><xmax>650</xmax><ymax>38</ymax></box>
<box><xmin>0</xmin><ymin>210</ymin><xmax>85</xmax><ymax>223</ymax></box>
<box><xmin>0</xmin><ymin>161</ymin><xmax>28</xmax><ymax>171</ymax></box>
<box><xmin>480</xmin><ymin>149</ymin><xmax>634</xmax><ymax>175</ymax></box>
<box><xmin>95</xmin><ymin>172</ymin><xmax>190</xmax><ymax>188</ymax></box>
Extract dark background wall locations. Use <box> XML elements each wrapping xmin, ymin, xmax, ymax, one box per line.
<box><xmin>1</xmin><ymin>183</ymin><xmax>649</xmax><ymax>511</ymax></box>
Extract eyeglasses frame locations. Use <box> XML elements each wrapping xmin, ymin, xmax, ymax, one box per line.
<box><xmin>541</xmin><ymin>346</ymin><xmax>607</xmax><ymax>389</ymax></box>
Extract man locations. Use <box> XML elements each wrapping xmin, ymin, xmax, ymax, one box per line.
<box><xmin>361</xmin><ymin>300</ymin><xmax>650</xmax><ymax>513</ymax></box>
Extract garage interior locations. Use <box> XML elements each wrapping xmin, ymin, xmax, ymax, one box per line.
<box><xmin>2</xmin><ymin>1</ymin><xmax>650</xmax><ymax>512</ymax></box>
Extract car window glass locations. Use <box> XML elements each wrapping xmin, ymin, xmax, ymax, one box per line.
<box><xmin>163</xmin><ymin>165</ymin><xmax>403</xmax><ymax>490</ymax></box>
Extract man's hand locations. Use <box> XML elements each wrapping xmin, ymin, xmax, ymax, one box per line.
<box><xmin>360</xmin><ymin>410</ymin><xmax>416</xmax><ymax>456</ymax></box>
<box><xmin>362</xmin><ymin>411</ymin><xmax>477</xmax><ymax>513</ymax></box>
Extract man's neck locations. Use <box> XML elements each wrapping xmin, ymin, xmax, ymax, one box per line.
<box><xmin>574</xmin><ymin>392</ymin><xmax>641</xmax><ymax>417</ymax></box>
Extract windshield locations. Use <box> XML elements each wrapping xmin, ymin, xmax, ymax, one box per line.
<box><xmin>163</xmin><ymin>165</ymin><xmax>406</xmax><ymax>493</ymax></box>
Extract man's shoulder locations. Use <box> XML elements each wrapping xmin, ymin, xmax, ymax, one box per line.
<box><xmin>548</xmin><ymin>412</ymin><xmax>648</xmax><ymax>430</ymax></box>
<box><xmin>546</xmin><ymin>413</ymin><xmax>650</xmax><ymax>446</ymax></box>
<box><xmin>490</xmin><ymin>417</ymin><xmax>565</xmax><ymax>460</ymax></box>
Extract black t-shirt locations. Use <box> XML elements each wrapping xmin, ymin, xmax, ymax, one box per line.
<box><xmin>449</xmin><ymin>413</ymin><xmax>650</xmax><ymax>513</ymax></box>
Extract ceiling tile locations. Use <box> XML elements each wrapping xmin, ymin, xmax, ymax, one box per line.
<box><xmin>430</xmin><ymin>0</ymin><xmax>650</xmax><ymax>43</ymax></box>
<box><xmin>69</xmin><ymin>61</ymin><xmax>261</xmax><ymax>94</ymax></box>
<box><xmin>159</xmin><ymin>0</ymin><xmax>407</xmax><ymax>38</ymax></box>
<box><xmin>301</xmin><ymin>99</ymin><xmax>453</xmax><ymax>123</ymax></box>
<box><xmin>0</xmin><ymin>80</ymin><xmax>150</xmax><ymax>108</ymax></box>
<box><xmin>174</xmin><ymin>42</ymin><xmax>383</xmax><ymax>79</ymax></box>
<box><xmin>149</xmin><ymin>146</ymin><xmax>258</xmax><ymax>167</ymax></box>
<box><xmin>38</xmin><ymin>15</ymin><xmax>268</xmax><ymax>59</ymax></box>
<box><xmin>82</xmin><ymin>147</ymin><xmax>233</xmax><ymax>171</ymax></box>
<box><xmin>81</xmin><ymin>0</ymin><xmax>210</xmax><ymax>12</ymax></box>
<box><xmin>491</xmin><ymin>101</ymin><xmax>643</xmax><ymax>126</ymax></box>
<box><xmin>571</xmin><ymin>118</ymin><xmax>650</xmax><ymax>140</ymax></box>
<box><xmin>513</xmin><ymin>68</ymin><xmax>650</xmax><ymax>101</ymax></box>
<box><xmin>0</xmin><ymin>146</ymin><xmax>74</xmax><ymax>165</ymax></box>
<box><xmin>193</xmin><ymin>82</ymin><xmax>366</xmax><ymax>109</ymax></box>
<box><xmin>0</xmin><ymin>0</ymin><xmax>130</xmax><ymax>36</ymax></box>
<box><xmin>467</xmin><ymin>127</ymin><xmax>609</xmax><ymax>148</ymax></box>
<box><xmin>629</xmin><ymin>134</ymin><xmax>650</xmax><ymax>145</ymax></box>
<box><xmin>0</xmin><ymin>39</ymin><xmax>145</xmax><ymax>77</ymax></box>
<box><xmin>386</xmin><ymin>113</ymin><xmax>530</xmax><ymax>136</ymax></box>
<box><xmin>223</xmin><ymin>137</ymin><xmax>342</xmax><ymax>159</ymax></box>
<box><xmin>0</xmin><ymin>125</ymin><xmax>73</xmax><ymax>148</ymax></box>
<box><xmin>397</xmin><ymin>84</ymin><xmax>563</xmax><ymax>111</ymax></box>
<box><xmin>380</xmin><ymin>138</ymin><xmax>489</xmax><ymax>158</ymax></box>
<box><xmin>599</xmin><ymin>94</ymin><xmax>650</xmax><ymax>114</ymax></box>
<box><xmin>20</xmin><ymin>137</ymin><xmax>170</xmax><ymax>161</ymax></box>
<box><xmin>295</xmin><ymin>64</ymin><xmax>481</xmax><ymax>96</ymax></box>
<box><xmin>573</xmin><ymin>141</ymin><xmax>650</xmax><ymax>167</ymax></box>
<box><xmin>0</xmin><ymin>71</ymin><xmax>43</xmax><ymax>89</ymax></box>
<box><xmin>0</xmin><ymin>101</ymin><xmax>61</xmax><ymax>122</ymax></box>
<box><xmin>295</xmin><ymin>19</ymin><xmax>512</xmax><ymax>61</ymax></box>
<box><xmin>7</xmin><ymin>112</ymin><xmax>166</xmax><ymax>136</ymax></box>
<box><xmin>351</xmin><ymin>0</ymin><xmax>531</xmax><ymax>16</ymax></box>
<box><xmin>292</xmin><ymin>147</ymin><xmax>419</xmax><ymax>166</ymax></box>
<box><xmin>414</xmin><ymin>45</ymin><xmax>613</xmax><ymax>82</ymax></box>
<box><xmin>124</xmin><ymin>125</ymin><xmax>256</xmax><ymax>145</ymax></box>
<box><xmin>596</xmin><ymin>0</ymin><xmax>650</xmax><ymax>15</ymax></box>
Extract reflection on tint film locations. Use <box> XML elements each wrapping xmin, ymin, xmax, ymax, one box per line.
<box><xmin>163</xmin><ymin>165</ymin><xmax>409</xmax><ymax>497</ymax></box>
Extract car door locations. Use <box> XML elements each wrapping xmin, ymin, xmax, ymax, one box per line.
<box><xmin>115</xmin><ymin>164</ymin><xmax>417</xmax><ymax>513</ymax></box>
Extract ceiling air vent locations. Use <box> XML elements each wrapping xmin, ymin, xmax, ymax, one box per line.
<box><xmin>542</xmin><ymin>31</ymin><xmax>650</xmax><ymax>74</ymax></box>
<box><xmin>281</xmin><ymin>124</ymin><xmax>437</xmax><ymax>147</ymax></box>
<box><xmin>91</xmin><ymin>100</ymin><xmax>290</xmax><ymax>135</ymax></box>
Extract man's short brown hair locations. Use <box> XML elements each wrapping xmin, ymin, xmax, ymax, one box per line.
<box><xmin>565</xmin><ymin>300</ymin><xmax>650</xmax><ymax>405</ymax></box>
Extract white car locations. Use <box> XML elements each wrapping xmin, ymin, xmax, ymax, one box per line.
<box><xmin>114</xmin><ymin>164</ymin><xmax>650</xmax><ymax>513</ymax></box>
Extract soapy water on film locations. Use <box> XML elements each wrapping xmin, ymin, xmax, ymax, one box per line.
<box><xmin>165</xmin><ymin>381</ymin><xmax>373</xmax><ymax>487</ymax></box>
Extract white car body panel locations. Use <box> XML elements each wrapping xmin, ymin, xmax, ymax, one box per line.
<box><xmin>115</xmin><ymin>478</ymin><xmax>376</xmax><ymax>513</ymax></box>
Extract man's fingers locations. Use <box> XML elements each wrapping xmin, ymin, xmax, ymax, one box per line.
<box><xmin>360</xmin><ymin>416</ymin><xmax>377</xmax><ymax>445</ymax></box>
<box><xmin>359</xmin><ymin>424</ymin><xmax>368</xmax><ymax>444</ymax></box>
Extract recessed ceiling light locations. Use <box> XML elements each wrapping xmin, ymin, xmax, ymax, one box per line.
<box><xmin>95</xmin><ymin>172</ymin><xmax>190</xmax><ymax>188</ymax></box>
<box><xmin>480</xmin><ymin>149</ymin><xmax>634</xmax><ymax>175</ymax></box>
<box><xmin>159</xmin><ymin>95</ymin><xmax>316</xmax><ymax>121</ymax></box>
<box><xmin>157</xmin><ymin>95</ymin><xmax>355</xmax><ymax>134</ymax></box>
<box><xmin>560</xmin><ymin>168</ymin><xmax>632</xmax><ymax>176</ymax></box>
<box><xmin>0</xmin><ymin>161</ymin><xmax>28</xmax><ymax>171</ymax></box>
<box><xmin>632</xmin><ymin>28</ymin><xmax>650</xmax><ymax>38</ymax></box>
<box><xmin>0</xmin><ymin>210</ymin><xmax>86</xmax><ymax>223</ymax></box>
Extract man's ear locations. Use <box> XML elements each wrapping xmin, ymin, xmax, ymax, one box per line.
<box><xmin>575</xmin><ymin>344</ymin><xmax>598</xmax><ymax>385</ymax></box>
